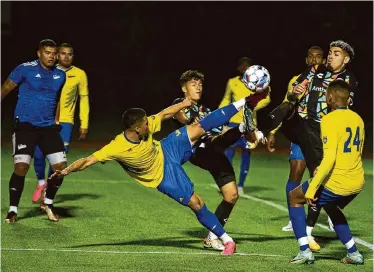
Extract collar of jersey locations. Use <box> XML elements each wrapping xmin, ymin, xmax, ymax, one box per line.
<box><xmin>57</xmin><ymin>64</ymin><xmax>74</xmax><ymax>72</ymax></box>
<box><xmin>336</xmin><ymin>106</ymin><xmax>348</xmax><ymax>110</ymax></box>
<box><xmin>123</xmin><ymin>132</ymin><xmax>140</xmax><ymax>144</ymax></box>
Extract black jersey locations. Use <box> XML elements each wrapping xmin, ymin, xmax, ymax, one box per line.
<box><xmin>293</xmin><ymin>64</ymin><xmax>357</xmax><ymax>122</ymax></box>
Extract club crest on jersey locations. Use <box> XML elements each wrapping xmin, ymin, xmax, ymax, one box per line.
<box><xmin>323</xmin><ymin>136</ymin><xmax>327</xmax><ymax>144</ymax></box>
<box><xmin>53</xmin><ymin>75</ymin><xmax>61</xmax><ymax>80</ymax></box>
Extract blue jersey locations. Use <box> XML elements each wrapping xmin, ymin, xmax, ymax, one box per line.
<box><xmin>8</xmin><ymin>60</ymin><xmax>66</xmax><ymax>127</ymax></box>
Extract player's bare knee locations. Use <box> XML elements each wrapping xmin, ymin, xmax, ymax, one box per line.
<box><xmin>51</xmin><ymin>161</ymin><xmax>67</xmax><ymax>172</ymax></box>
<box><xmin>223</xmin><ymin>190</ymin><xmax>239</xmax><ymax>204</ymax></box>
<box><xmin>14</xmin><ymin>162</ymin><xmax>29</xmax><ymax>176</ymax></box>
<box><xmin>188</xmin><ymin>193</ymin><xmax>204</xmax><ymax>211</ymax></box>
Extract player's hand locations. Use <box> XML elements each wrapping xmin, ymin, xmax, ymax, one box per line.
<box><xmin>292</xmin><ymin>84</ymin><xmax>306</xmax><ymax>96</ymax></box>
<box><xmin>306</xmin><ymin>197</ymin><xmax>318</xmax><ymax>206</ymax></box>
<box><xmin>50</xmin><ymin>169</ymin><xmax>69</xmax><ymax>179</ymax></box>
<box><xmin>266</xmin><ymin>133</ymin><xmax>276</xmax><ymax>152</ymax></box>
<box><xmin>255</xmin><ymin>130</ymin><xmax>266</xmax><ymax>145</ymax></box>
<box><xmin>182</xmin><ymin>97</ymin><xmax>193</xmax><ymax>108</ymax></box>
<box><xmin>79</xmin><ymin>128</ymin><xmax>88</xmax><ymax>140</ymax></box>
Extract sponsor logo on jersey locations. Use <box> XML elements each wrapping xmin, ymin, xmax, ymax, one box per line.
<box><xmin>17</xmin><ymin>144</ymin><xmax>27</xmax><ymax>150</ymax></box>
<box><xmin>312</xmin><ymin>86</ymin><xmax>326</xmax><ymax>92</ymax></box>
<box><xmin>35</xmin><ymin>74</ymin><xmax>41</xmax><ymax>78</ymax></box>
<box><xmin>67</xmin><ymin>75</ymin><xmax>76</xmax><ymax>78</ymax></box>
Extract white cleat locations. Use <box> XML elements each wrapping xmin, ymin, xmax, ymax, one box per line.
<box><xmin>282</xmin><ymin>220</ymin><xmax>293</xmax><ymax>232</ymax></box>
<box><xmin>203</xmin><ymin>238</ymin><xmax>225</xmax><ymax>251</ymax></box>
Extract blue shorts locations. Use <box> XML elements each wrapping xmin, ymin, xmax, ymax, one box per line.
<box><xmin>59</xmin><ymin>122</ymin><xmax>74</xmax><ymax>152</ymax></box>
<box><xmin>227</xmin><ymin>122</ymin><xmax>248</xmax><ymax>150</ymax></box>
<box><xmin>157</xmin><ymin>127</ymin><xmax>194</xmax><ymax>206</ymax></box>
<box><xmin>289</xmin><ymin>142</ymin><xmax>305</xmax><ymax>161</ymax></box>
<box><xmin>302</xmin><ymin>181</ymin><xmax>358</xmax><ymax>209</ymax></box>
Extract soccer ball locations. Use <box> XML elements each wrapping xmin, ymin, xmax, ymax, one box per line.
<box><xmin>242</xmin><ymin>65</ymin><xmax>271</xmax><ymax>92</ymax></box>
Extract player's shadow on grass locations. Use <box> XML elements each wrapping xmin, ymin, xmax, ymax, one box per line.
<box><xmin>54</xmin><ymin>193</ymin><xmax>101</xmax><ymax>204</ymax></box>
<box><xmin>70</xmin><ymin>237</ymin><xmax>203</xmax><ymax>250</ymax></box>
<box><xmin>182</xmin><ymin>229</ymin><xmax>291</xmax><ymax>244</ymax></box>
<box><xmin>17</xmin><ymin>206</ymin><xmax>78</xmax><ymax>222</ymax></box>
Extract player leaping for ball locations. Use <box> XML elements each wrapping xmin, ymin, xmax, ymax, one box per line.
<box><xmin>51</xmin><ymin>90</ymin><xmax>264</xmax><ymax>255</ymax></box>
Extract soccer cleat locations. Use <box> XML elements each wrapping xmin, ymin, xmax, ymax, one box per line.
<box><xmin>282</xmin><ymin>220</ymin><xmax>293</xmax><ymax>232</ymax></box>
<box><xmin>290</xmin><ymin>248</ymin><xmax>315</xmax><ymax>264</ymax></box>
<box><xmin>341</xmin><ymin>251</ymin><xmax>364</xmax><ymax>265</ymax></box>
<box><xmin>327</xmin><ymin>216</ymin><xmax>334</xmax><ymax>231</ymax></box>
<box><xmin>40</xmin><ymin>202</ymin><xmax>59</xmax><ymax>222</ymax></box>
<box><xmin>5</xmin><ymin>211</ymin><xmax>17</xmax><ymax>223</ymax></box>
<box><xmin>203</xmin><ymin>238</ymin><xmax>225</xmax><ymax>251</ymax></box>
<box><xmin>308</xmin><ymin>236</ymin><xmax>321</xmax><ymax>252</ymax></box>
<box><xmin>238</xmin><ymin>187</ymin><xmax>245</xmax><ymax>196</ymax></box>
<box><xmin>242</xmin><ymin>104</ymin><xmax>256</xmax><ymax>134</ymax></box>
<box><xmin>32</xmin><ymin>181</ymin><xmax>47</xmax><ymax>203</ymax></box>
<box><xmin>221</xmin><ymin>241</ymin><xmax>236</xmax><ymax>256</ymax></box>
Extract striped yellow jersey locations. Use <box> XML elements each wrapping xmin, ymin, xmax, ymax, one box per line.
<box><xmin>58</xmin><ymin>65</ymin><xmax>90</xmax><ymax>128</ymax></box>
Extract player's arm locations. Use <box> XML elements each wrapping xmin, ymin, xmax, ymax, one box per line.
<box><xmin>78</xmin><ymin>71</ymin><xmax>90</xmax><ymax>139</ymax></box>
<box><xmin>287</xmin><ymin>70</ymin><xmax>310</xmax><ymax>102</ymax></box>
<box><xmin>1</xmin><ymin>78</ymin><xmax>18</xmax><ymax>101</ymax></box>
<box><xmin>157</xmin><ymin>97</ymin><xmax>192</xmax><ymax>121</ymax></box>
<box><xmin>52</xmin><ymin>155</ymin><xmax>99</xmax><ymax>178</ymax></box>
<box><xmin>218</xmin><ymin>80</ymin><xmax>232</xmax><ymax>108</ymax></box>
<box><xmin>305</xmin><ymin>118</ymin><xmax>338</xmax><ymax>200</ymax></box>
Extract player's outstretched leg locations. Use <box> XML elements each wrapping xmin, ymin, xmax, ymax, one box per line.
<box><xmin>324</xmin><ymin>205</ymin><xmax>364</xmax><ymax>265</ymax></box>
<box><xmin>288</xmin><ymin>183</ymin><xmax>315</xmax><ymax>264</ymax></box>
<box><xmin>188</xmin><ymin>193</ymin><xmax>236</xmax><ymax>255</ymax></box>
<box><xmin>32</xmin><ymin>145</ymin><xmax>47</xmax><ymax>203</ymax></box>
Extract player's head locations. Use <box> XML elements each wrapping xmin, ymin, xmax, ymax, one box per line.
<box><xmin>58</xmin><ymin>43</ymin><xmax>74</xmax><ymax>68</ymax></box>
<box><xmin>37</xmin><ymin>39</ymin><xmax>57</xmax><ymax>69</ymax></box>
<box><xmin>306</xmin><ymin>46</ymin><xmax>325</xmax><ymax>67</ymax></box>
<box><xmin>180</xmin><ymin>70</ymin><xmax>204</xmax><ymax>103</ymax></box>
<box><xmin>326</xmin><ymin>79</ymin><xmax>350</xmax><ymax>110</ymax></box>
<box><xmin>237</xmin><ymin>57</ymin><xmax>252</xmax><ymax>75</ymax></box>
<box><xmin>122</xmin><ymin>108</ymin><xmax>149</xmax><ymax>140</ymax></box>
<box><xmin>327</xmin><ymin>40</ymin><xmax>354</xmax><ymax>72</ymax></box>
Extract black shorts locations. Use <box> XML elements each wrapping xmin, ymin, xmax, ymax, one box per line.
<box><xmin>12</xmin><ymin>122</ymin><xmax>65</xmax><ymax>160</ymax></box>
<box><xmin>189</xmin><ymin>143</ymin><xmax>236</xmax><ymax>188</ymax></box>
<box><xmin>280</xmin><ymin>113</ymin><xmax>322</xmax><ymax>176</ymax></box>
<box><xmin>209</xmin><ymin>126</ymin><xmax>242</xmax><ymax>152</ymax></box>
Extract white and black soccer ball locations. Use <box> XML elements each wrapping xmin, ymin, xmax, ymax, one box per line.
<box><xmin>242</xmin><ymin>65</ymin><xmax>271</xmax><ymax>92</ymax></box>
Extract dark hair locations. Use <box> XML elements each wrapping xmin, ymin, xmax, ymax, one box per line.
<box><xmin>308</xmin><ymin>46</ymin><xmax>324</xmax><ymax>54</ymax></box>
<box><xmin>122</xmin><ymin>108</ymin><xmax>147</xmax><ymax>130</ymax></box>
<box><xmin>237</xmin><ymin>57</ymin><xmax>252</xmax><ymax>67</ymax></box>
<box><xmin>39</xmin><ymin>39</ymin><xmax>57</xmax><ymax>49</ymax></box>
<box><xmin>58</xmin><ymin>42</ymin><xmax>74</xmax><ymax>53</ymax></box>
<box><xmin>330</xmin><ymin>40</ymin><xmax>354</xmax><ymax>61</ymax></box>
<box><xmin>328</xmin><ymin>79</ymin><xmax>350</xmax><ymax>96</ymax></box>
<box><xmin>179</xmin><ymin>70</ymin><xmax>204</xmax><ymax>87</ymax></box>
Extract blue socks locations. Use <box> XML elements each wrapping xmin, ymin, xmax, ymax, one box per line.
<box><xmin>289</xmin><ymin>206</ymin><xmax>309</xmax><ymax>251</ymax></box>
<box><xmin>34</xmin><ymin>146</ymin><xmax>46</xmax><ymax>180</ymax></box>
<box><xmin>334</xmin><ymin>224</ymin><xmax>357</xmax><ymax>253</ymax></box>
<box><xmin>194</xmin><ymin>204</ymin><xmax>225</xmax><ymax>237</ymax></box>
<box><xmin>286</xmin><ymin>179</ymin><xmax>300</xmax><ymax>216</ymax></box>
<box><xmin>199</xmin><ymin>104</ymin><xmax>238</xmax><ymax>132</ymax></box>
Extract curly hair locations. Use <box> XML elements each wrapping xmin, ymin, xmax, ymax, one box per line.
<box><xmin>330</xmin><ymin>40</ymin><xmax>354</xmax><ymax>61</ymax></box>
<box><xmin>179</xmin><ymin>70</ymin><xmax>204</xmax><ymax>87</ymax></box>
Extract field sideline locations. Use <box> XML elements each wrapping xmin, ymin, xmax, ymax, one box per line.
<box><xmin>1</xmin><ymin>147</ymin><xmax>373</xmax><ymax>271</ymax></box>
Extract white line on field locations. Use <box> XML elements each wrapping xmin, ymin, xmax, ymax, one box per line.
<box><xmin>209</xmin><ymin>184</ymin><xmax>374</xmax><ymax>251</ymax></box>
<box><xmin>1</xmin><ymin>248</ymin><xmax>284</xmax><ymax>257</ymax></box>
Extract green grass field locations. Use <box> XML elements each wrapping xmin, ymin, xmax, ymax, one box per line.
<box><xmin>1</xmin><ymin>147</ymin><xmax>373</xmax><ymax>271</ymax></box>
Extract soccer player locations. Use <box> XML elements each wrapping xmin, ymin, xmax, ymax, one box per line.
<box><xmin>171</xmin><ymin>70</ymin><xmax>267</xmax><ymax>251</ymax></box>
<box><xmin>288</xmin><ymin>80</ymin><xmax>364</xmax><ymax>265</ymax></box>
<box><xmin>219</xmin><ymin>57</ymin><xmax>271</xmax><ymax>195</ymax></box>
<box><xmin>265</xmin><ymin>40</ymin><xmax>357</xmax><ymax>249</ymax></box>
<box><xmin>1</xmin><ymin>39</ymin><xmax>67</xmax><ymax>223</ymax></box>
<box><xmin>32</xmin><ymin>43</ymin><xmax>90</xmax><ymax>203</ymax></box>
<box><xmin>267</xmin><ymin>46</ymin><xmax>331</xmax><ymax>247</ymax></box>
<box><xmin>52</xmin><ymin>92</ymin><xmax>264</xmax><ymax>255</ymax></box>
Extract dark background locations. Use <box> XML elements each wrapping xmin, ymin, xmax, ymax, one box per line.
<box><xmin>1</xmin><ymin>2</ymin><xmax>373</xmax><ymax>149</ymax></box>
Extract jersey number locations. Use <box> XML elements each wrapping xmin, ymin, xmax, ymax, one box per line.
<box><xmin>344</xmin><ymin>127</ymin><xmax>361</xmax><ymax>153</ymax></box>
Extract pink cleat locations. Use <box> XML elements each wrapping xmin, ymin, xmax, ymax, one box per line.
<box><xmin>32</xmin><ymin>181</ymin><xmax>47</xmax><ymax>203</ymax></box>
<box><xmin>221</xmin><ymin>241</ymin><xmax>236</xmax><ymax>256</ymax></box>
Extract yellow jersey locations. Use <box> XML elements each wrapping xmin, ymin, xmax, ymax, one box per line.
<box><xmin>219</xmin><ymin>76</ymin><xmax>271</xmax><ymax>126</ymax></box>
<box><xmin>93</xmin><ymin>115</ymin><xmax>164</xmax><ymax>188</ymax></box>
<box><xmin>306</xmin><ymin>108</ymin><xmax>365</xmax><ymax>198</ymax></box>
<box><xmin>58</xmin><ymin>65</ymin><xmax>90</xmax><ymax>129</ymax></box>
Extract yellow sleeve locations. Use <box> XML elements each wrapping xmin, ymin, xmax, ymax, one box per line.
<box><xmin>79</xmin><ymin>70</ymin><xmax>90</xmax><ymax>129</ymax></box>
<box><xmin>305</xmin><ymin>117</ymin><xmax>338</xmax><ymax>199</ymax></box>
<box><xmin>148</xmin><ymin>115</ymin><xmax>161</xmax><ymax>134</ymax></box>
<box><xmin>218</xmin><ymin>80</ymin><xmax>232</xmax><ymax>108</ymax></box>
<box><xmin>92</xmin><ymin>142</ymin><xmax>117</xmax><ymax>163</ymax></box>
<box><xmin>252</xmin><ymin>87</ymin><xmax>271</xmax><ymax>127</ymax></box>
